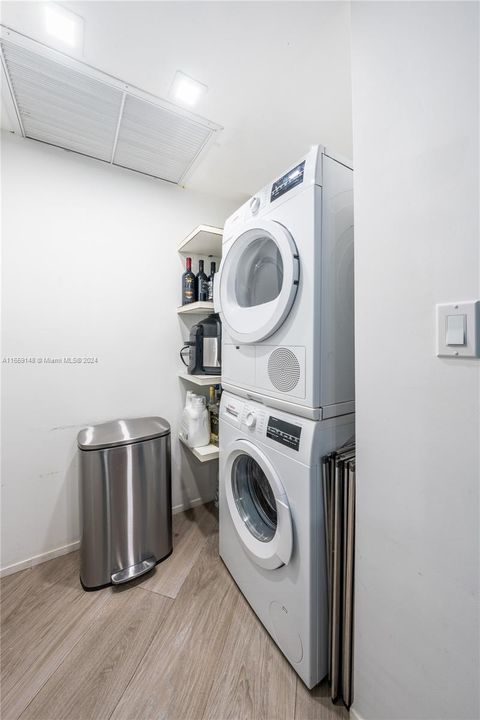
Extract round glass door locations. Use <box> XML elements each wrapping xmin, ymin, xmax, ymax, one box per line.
<box><xmin>235</xmin><ymin>238</ymin><xmax>283</xmax><ymax>309</ymax></box>
<box><xmin>224</xmin><ymin>439</ymin><xmax>293</xmax><ymax>570</ymax></box>
<box><xmin>232</xmin><ymin>454</ymin><xmax>278</xmax><ymax>542</ymax></box>
<box><xmin>218</xmin><ymin>219</ymin><xmax>299</xmax><ymax>344</ymax></box>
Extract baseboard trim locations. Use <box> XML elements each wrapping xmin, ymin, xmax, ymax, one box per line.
<box><xmin>1</xmin><ymin>498</ymin><xmax>215</xmax><ymax>578</ymax></box>
<box><xmin>350</xmin><ymin>706</ymin><xmax>365</xmax><ymax>720</ymax></box>
<box><xmin>1</xmin><ymin>540</ymin><xmax>80</xmax><ymax>578</ymax></box>
<box><xmin>172</xmin><ymin>496</ymin><xmax>214</xmax><ymax>515</ymax></box>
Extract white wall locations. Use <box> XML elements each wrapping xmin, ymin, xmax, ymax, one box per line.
<box><xmin>351</xmin><ymin>3</ymin><xmax>479</xmax><ymax>719</ymax></box>
<box><xmin>1</xmin><ymin>131</ymin><xmax>239</xmax><ymax>573</ymax></box>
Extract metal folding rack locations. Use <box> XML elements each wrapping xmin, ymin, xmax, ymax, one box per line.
<box><xmin>322</xmin><ymin>441</ymin><xmax>356</xmax><ymax>709</ymax></box>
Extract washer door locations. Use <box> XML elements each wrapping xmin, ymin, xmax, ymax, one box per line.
<box><xmin>225</xmin><ymin>439</ymin><xmax>293</xmax><ymax>570</ymax></box>
<box><xmin>217</xmin><ymin>219</ymin><xmax>299</xmax><ymax>344</ymax></box>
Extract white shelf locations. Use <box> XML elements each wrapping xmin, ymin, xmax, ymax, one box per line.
<box><xmin>178</xmin><ymin>372</ymin><xmax>221</xmax><ymax>386</ymax></box>
<box><xmin>177</xmin><ymin>301</ymin><xmax>214</xmax><ymax>315</ymax></box>
<box><xmin>176</xmin><ymin>224</ymin><xmax>221</xmax><ymax>464</ymax></box>
<box><xmin>179</xmin><ymin>437</ymin><xmax>219</xmax><ymax>462</ymax></box>
<box><xmin>178</xmin><ymin>225</ymin><xmax>222</xmax><ymax>257</ymax></box>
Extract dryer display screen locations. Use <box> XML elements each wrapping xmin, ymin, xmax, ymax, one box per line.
<box><xmin>267</xmin><ymin>416</ymin><xmax>302</xmax><ymax>451</ymax></box>
<box><xmin>270</xmin><ymin>161</ymin><xmax>305</xmax><ymax>202</ymax></box>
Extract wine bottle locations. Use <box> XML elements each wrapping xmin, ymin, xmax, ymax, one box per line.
<box><xmin>196</xmin><ymin>260</ymin><xmax>209</xmax><ymax>302</ymax></box>
<box><xmin>208</xmin><ymin>385</ymin><xmax>219</xmax><ymax>446</ymax></box>
<box><xmin>182</xmin><ymin>257</ymin><xmax>196</xmax><ymax>305</ymax></box>
<box><xmin>207</xmin><ymin>261</ymin><xmax>216</xmax><ymax>302</ymax></box>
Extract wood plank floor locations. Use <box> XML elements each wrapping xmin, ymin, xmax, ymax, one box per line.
<box><xmin>0</xmin><ymin>504</ymin><xmax>348</xmax><ymax>720</ymax></box>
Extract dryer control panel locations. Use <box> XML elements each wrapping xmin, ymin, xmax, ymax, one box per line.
<box><xmin>222</xmin><ymin>145</ymin><xmax>325</xmax><ymax>240</ymax></box>
<box><xmin>270</xmin><ymin>161</ymin><xmax>306</xmax><ymax>203</ymax></box>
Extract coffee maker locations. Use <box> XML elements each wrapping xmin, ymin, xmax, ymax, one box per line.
<box><xmin>180</xmin><ymin>314</ymin><xmax>221</xmax><ymax>375</ymax></box>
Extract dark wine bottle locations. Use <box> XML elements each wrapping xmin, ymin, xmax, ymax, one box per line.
<box><xmin>207</xmin><ymin>261</ymin><xmax>216</xmax><ymax>302</ymax></box>
<box><xmin>182</xmin><ymin>257</ymin><xmax>196</xmax><ymax>304</ymax></box>
<box><xmin>196</xmin><ymin>260</ymin><xmax>209</xmax><ymax>302</ymax></box>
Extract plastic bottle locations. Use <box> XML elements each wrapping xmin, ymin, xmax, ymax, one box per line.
<box><xmin>187</xmin><ymin>396</ymin><xmax>210</xmax><ymax>448</ymax></box>
<box><xmin>179</xmin><ymin>391</ymin><xmax>195</xmax><ymax>443</ymax></box>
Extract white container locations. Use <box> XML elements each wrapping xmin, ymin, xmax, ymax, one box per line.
<box><xmin>179</xmin><ymin>391</ymin><xmax>194</xmax><ymax>442</ymax></box>
<box><xmin>186</xmin><ymin>396</ymin><xmax>210</xmax><ymax>448</ymax></box>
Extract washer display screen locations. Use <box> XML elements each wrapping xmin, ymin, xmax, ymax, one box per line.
<box><xmin>267</xmin><ymin>416</ymin><xmax>302</xmax><ymax>451</ymax></box>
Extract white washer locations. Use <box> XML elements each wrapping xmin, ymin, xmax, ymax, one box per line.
<box><xmin>215</xmin><ymin>145</ymin><xmax>354</xmax><ymax>420</ymax></box>
<box><xmin>219</xmin><ymin>390</ymin><xmax>354</xmax><ymax>688</ymax></box>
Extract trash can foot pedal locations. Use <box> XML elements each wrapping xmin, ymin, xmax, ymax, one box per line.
<box><xmin>111</xmin><ymin>556</ymin><xmax>156</xmax><ymax>585</ymax></box>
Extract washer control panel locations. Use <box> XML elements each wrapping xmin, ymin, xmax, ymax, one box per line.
<box><xmin>223</xmin><ymin>397</ymin><xmax>266</xmax><ymax>434</ymax></box>
<box><xmin>241</xmin><ymin>406</ymin><xmax>266</xmax><ymax>434</ymax></box>
<box><xmin>222</xmin><ymin>395</ymin><xmax>302</xmax><ymax>451</ymax></box>
<box><xmin>266</xmin><ymin>416</ymin><xmax>302</xmax><ymax>451</ymax></box>
<box><xmin>245</xmin><ymin>411</ymin><xmax>256</xmax><ymax>428</ymax></box>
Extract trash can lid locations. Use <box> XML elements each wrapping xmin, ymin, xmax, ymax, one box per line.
<box><xmin>77</xmin><ymin>416</ymin><xmax>170</xmax><ymax>450</ymax></box>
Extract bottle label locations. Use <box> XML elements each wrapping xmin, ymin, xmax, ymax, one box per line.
<box><xmin>198</xmin><ymin>278</ymin><xmax>209</xmax><ymax>302</ymax></box>
<box><xmin>183</xmin><ymin>275</ymin><xmax>195</xmax><ymax>303</ymax></box>
<box><xmin>210</xmin><ymin>412</ymin><xmax>219</xmax><ymax>445</ymax></box>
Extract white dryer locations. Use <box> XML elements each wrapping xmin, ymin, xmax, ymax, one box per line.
<box><xmin>219</xmin><ymin>391</ymin><xmax>354</xmax><ymax>688</ymax></box>
<box><xmin>215</xmin><ymin>145</ymin><xmax>354</xmax><ymax>420</ymax></box>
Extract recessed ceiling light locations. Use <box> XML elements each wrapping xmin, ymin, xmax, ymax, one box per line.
<box><xmin>170</xmin><ymin>71</ymin><xmax>207</xmax><ymax>107</ymax></box>
<box><xmin>45</xmin><ymin>4</ymin><xmax>83</xmax><ymax>48</ymax></box>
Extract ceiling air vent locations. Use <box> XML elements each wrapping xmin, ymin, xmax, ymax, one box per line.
<box><xmin>0</xmin><ymin>27</ymin><xmax>221</xmax><ymax>183</ymax></box>
<box><xmin>113</xmin><ymin>94</ymin><xmax>212</xmax><ymax>182</ymax></box>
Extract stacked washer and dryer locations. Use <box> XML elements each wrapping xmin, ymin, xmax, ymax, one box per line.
<box><xmin>214</xmin><ymin>146</ymin><xmax>355</xmax><ymax>689</ymax></box>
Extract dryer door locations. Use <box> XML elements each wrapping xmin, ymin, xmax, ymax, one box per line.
<box><xmin>217</xmin><ymin>219</ymin><xmax>299</xmax><ymax>344</ymax></box>
<box><xmin>224</xmin><ymin>439</ymin><xmax>293</xmax><ymax>569</ymax></box>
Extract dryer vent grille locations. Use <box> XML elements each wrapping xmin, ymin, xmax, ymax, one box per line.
<box><xmin>267</xmin><ymin>348</ymin><xmax>301</xmax><ymax>392</ymax></box>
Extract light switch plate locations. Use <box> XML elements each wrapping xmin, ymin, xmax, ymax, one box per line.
<box><xmin>436</xmin><ymin>301</ymin><xmax>480</xmax><ymax>358</ymax></box>
<box><xmin>445</xmin><ymin>314</ymin><xmax>466</xmax><ymax>346</ymax></box>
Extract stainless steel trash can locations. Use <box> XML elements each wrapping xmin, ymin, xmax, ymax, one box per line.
<box><xmin>78</xmin><ymin>417</ymin><xmax>172</xmax><ymax>590</ymax></box>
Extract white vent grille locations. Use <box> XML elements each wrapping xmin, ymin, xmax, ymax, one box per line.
<box><xmin>0</xmin><ymin>30</ymin><xmax>221</xmax><ymax>183</ymax></box>
<box><xmin>113</xmin><ymin>95</ymin><xmax>212</xmax><ymax>183</ymax></box>
<box><xmin>1</xmin><ymin>42</ymin><xmax>122</xmax><ymax>161</ymax></box>
<box><xmin>267</xmin><ymin>347</ymin><xmax>301</xmax><ymax>392</ymax></box>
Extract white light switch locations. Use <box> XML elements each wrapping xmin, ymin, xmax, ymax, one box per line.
<box><xmin>446</xmin><ymin>314</ymin><xmax>466</xmax><ymax>345</ymax></box>
<box><xmin>437</xmin><ymin>301</ymin><xmax>480</xmax><ymax>358</ymax></box>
